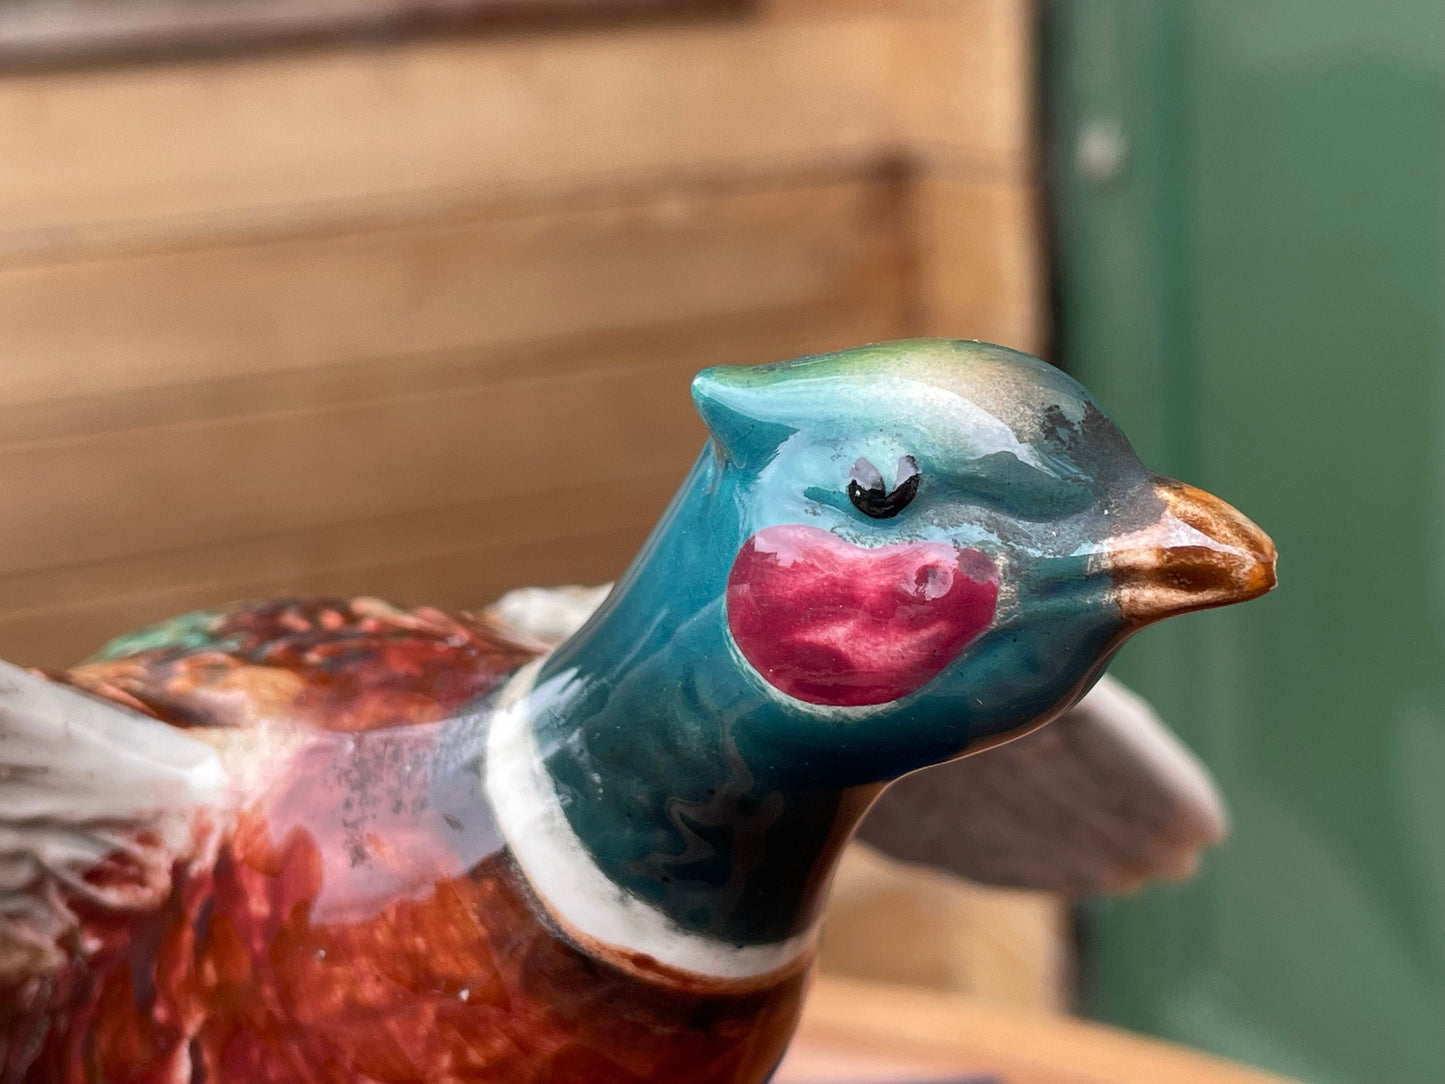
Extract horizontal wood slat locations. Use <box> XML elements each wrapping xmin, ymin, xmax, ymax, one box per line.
<box><xmin>912</xmin><ymin>175</ymin><xmax>1045</xmax><ymax>354</ymax></box>
<box><xmin>785</xmin><ymin>978</ymin><xmax>1301</xmax><ymax>1084</ymax></box>
<box><xmin>0</xmin><ymin>0</ymin><xmax>1029</xmax><ymax>248</ymax></box>
<box><xmin>0</xmin><ymin>290</ymin><xmax>904</xmax><ymax>571</ymax></box>
<box><xmin>0</xmin><ymin>176</ymin><xmax>904</xmax><ymax>586</ymax></box>
<box><xmin>0</xmin><ymin>174</ymin><xmax>909</xmax><ymax>666</ymax></box>
<box><xmin>0</xmin><ymin>310</ymin><xmax>905</xmax><ymax>565</ymax></box>
<box><xmin>0</xmin><ymin>473</ymin><xmax>666</xmax><ymax>667</ymax></box>
<box><xmin>889</xmin><ymin>0</ymin><xmax>1033</xmax><ymax>173</ymax></box>
<box><xmin>0</xmin><ymin>265</ymin><xmax>903</xmax><ymax>668</ymax></box>
<box><xmin>0</xmin><ymin>293</ymin><xmax>906</xmax><ymax>668</ymax></box>
<box><xmin>0</xmin><ymin>0</ymin><xmax>707</xmax><ymax>66</ymax></box>
<box><xmin>0</xmin><ymin>177</ymin><xmax>898</xmax><ymax>409</ymax></box>
<box><xmin>0</xmin><ymin>525</ymin><xmax>650</xmax><ymax>669</ymax></box>
<box><xmin>0</xmin><ymin>0</ymin><xmax>1041</xmax><ymax>682</ymax></box>
<box><xmin>0</xmin><ymin>358</ymin><xmax>702</xmax><ymax>573</ymax></box>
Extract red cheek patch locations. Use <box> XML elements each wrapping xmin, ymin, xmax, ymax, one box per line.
<box><xmin>726</xmin><ymin>524</ymin><xmax>999</xmax><ymax>707</ymax></box>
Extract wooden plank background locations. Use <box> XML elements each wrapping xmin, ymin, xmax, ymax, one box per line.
<box><xmin>0</xmin><ymin>0</ymin><xmax>1074</xmax><ymax>1019</ymax></box>
<box><xmin>0</xmin><ymin>0</ymin><xmax>736</xmax><ymax>67</ymax></box>
<box><xmin>776</xmin><ymin>976</ymin><xmax>1303</xmax><ymax>1084</ymax></box>
<box><xmin>0</xmin><ymin>0</ymin><xmax>1040</xmax><ymax>670</ymax></box>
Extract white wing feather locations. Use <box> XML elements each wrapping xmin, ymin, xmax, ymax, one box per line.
<box><xmin>858</xmin><ymin>674</ymin><xmax>1228</xmax><ymax>892</ymax></box>
<box><xmin>486</xmin><ymin>584</ymin><xmax>614</xmax><ymax>647</ymax></box>
<box><xmin>0</xmin><ymin>660</ymin><xmax>229</xmax><ymax>981</ymax></box>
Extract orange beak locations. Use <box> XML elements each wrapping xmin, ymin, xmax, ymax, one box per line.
<box><xmin>1107</xmin><ymin>479</ymin><xmax>1277</xmax><ymax>624</ymax></box>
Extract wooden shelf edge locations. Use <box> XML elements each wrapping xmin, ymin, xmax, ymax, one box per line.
<box><xmin>794</xmin><ymin>976</ymin><xmax>1305</xmax><ymax>1084</ymax></box>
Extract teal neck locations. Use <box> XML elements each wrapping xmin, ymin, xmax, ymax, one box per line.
<box><xmin>525</xmin><ymin>453</ymin><xmax>875</xmax><ymax>944</ymax></box>
<box><xmin>523</xmin><ymin>449</ymin><xmax>1123</xmax><ymax>945</ymax></box>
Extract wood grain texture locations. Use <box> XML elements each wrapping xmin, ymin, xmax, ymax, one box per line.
<box><xmin>890</xmin><ymin>0</ymin><xmax>1034</xmax><ymax>169</ymax></box>
<box><xmin>0</xmin><ymin>321</ymin><xmax>910</xmax><ymax>667</ymax></box>
<box><xmin>820</xmin><ymin>843</ymin><xmax>1067</xmax><ymax>1012</ymax></box>
<box><xmin>0</xmin><ymin>479</ymin><xmax>661</xmax><ymax>667</ymax></box>
<box><xmin>0</xmin><ymin>0</ymin><xmax>1029</xmax><ymax>248</ymax></box>
<box><xmin>911</xmin><ymin>175</ymin><xmax>1046</xmax><ymax>355</ymax></box>
<box><xmin>0</xmin><ymin>176</ymin><xmax>909</xmax><ymax>666</ymax></box>
<box><xmin>0</xmin><ymin>0</ymin><xmax>732</xmax><ymax>66</ymax></box>
<box><xmin>778</xmin><ymin>976</ymin><xmax>1304</xmax><ymax>1084</ymax></box>
<box><xmin>0</xmin><ymin>137</ymin><xmax>932</xmax><ymax>672</ymax></box>
<box><xmin>0</xmin><ymin>178</ymin><xmax>901</xmax><ymax>409</ymax></box>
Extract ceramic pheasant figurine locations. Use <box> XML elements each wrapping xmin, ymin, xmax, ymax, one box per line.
<box><xmin>0</xmin><ymin>340</ymin><xmax>1275</xmax><ymax>1084</ymax></box>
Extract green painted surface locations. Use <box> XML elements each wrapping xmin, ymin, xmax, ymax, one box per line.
<box><xmin>1048</xmin><ymin>4</ymin><xmax>1445</xmax><ymax>1081</ymax></box>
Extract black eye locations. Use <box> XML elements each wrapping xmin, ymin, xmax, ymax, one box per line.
<box><xmin>848</xmin><ymin>455</ymin><xmax>921</xmax><ymax>519</ymax></box>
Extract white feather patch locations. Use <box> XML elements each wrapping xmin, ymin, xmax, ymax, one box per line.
<box><xmin>486</xmin><ymin>584</ymin><xmax>613</xmax><ymax>648</ymax></box>
<box><xmin>0</xmin><ymin>659</ymin><xmax>230</xmax><ymax>980</ymax></box>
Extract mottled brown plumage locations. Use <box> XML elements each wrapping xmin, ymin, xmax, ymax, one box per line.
<box><xmin>2</xmin><ymin>598</ymin><xmax>803</xmax><ymax>1083</ymax></box>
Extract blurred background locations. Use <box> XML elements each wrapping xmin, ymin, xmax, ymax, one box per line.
<box><xmin>0</xmin><ymin>1</ymin><xmax>1440</xmax><ymax>1081</ymax></box>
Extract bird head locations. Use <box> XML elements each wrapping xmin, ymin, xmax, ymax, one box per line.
<box><xmin>681</xmin><ymin>339</ymin><xmax>1275</xmax><ymax>782</ymax></box>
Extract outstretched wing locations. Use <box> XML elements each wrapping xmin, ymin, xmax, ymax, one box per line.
<box><xmin>856</xmin><ymin>675</ymin><xmax>1228</xmax><ymax>893</ymax></box>
<box><xmin>486</xmin><ymin>584</ymin><xmax>614</xmax><ymax>647</ymax></box>
<box><xmin>0</xmin><ymin>659</ymin><xmax>229</xmax><ymax>983</ymax></box>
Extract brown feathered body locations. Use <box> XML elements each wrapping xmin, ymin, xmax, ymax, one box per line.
<box><xmin>1</xmin><ymin>599</ymin><xmax>802</xmax><ymax>1084</ymax></box>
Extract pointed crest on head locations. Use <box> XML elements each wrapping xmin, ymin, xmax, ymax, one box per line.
<box><xmin>690</xmin><ymin>368</ymin><xmax>794</xmax><ymax>471</ymax></box>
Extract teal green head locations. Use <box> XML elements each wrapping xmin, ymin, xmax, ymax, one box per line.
<box><xmin>685</xmin><ymin>339</ymin><xmax>1274</xmax><ymax>755</ymax></box>
<box><xmin>526</xmin><ymin>339</ymin><xmax>1275</xmax><ymax>945</ymax></box>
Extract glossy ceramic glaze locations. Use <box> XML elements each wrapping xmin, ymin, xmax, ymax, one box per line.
<box><xmin>5</xmin><ymin>600</ymin><xmax>805</xmax><ymax>1083</ymax></box>
<box><xmin>0</xmin><ymin>340</ymin><xmax>1275</xmax><ymax>1083</ymax></box>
